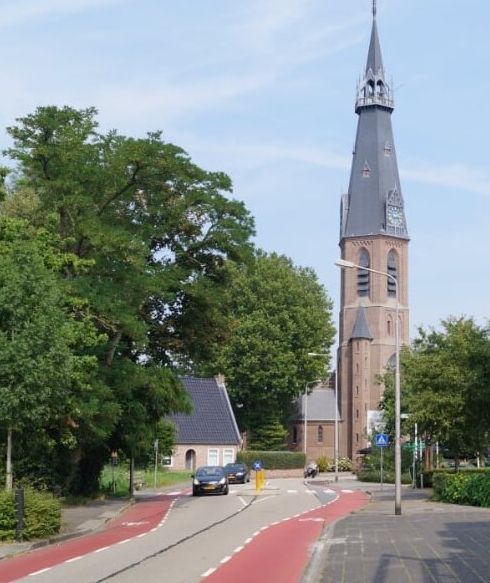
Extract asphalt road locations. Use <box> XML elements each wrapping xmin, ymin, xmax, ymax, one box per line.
<box><xmin>8</xmin><ymin>478</ymin><xmax>360</xmax><ymax>583</ymax></box>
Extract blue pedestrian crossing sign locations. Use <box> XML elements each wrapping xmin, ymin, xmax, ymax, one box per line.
<box><xmin>253</xmin><ymin>460</ymin><xmax>262</xmax><ymax>470</ymax></box>
<box><xmin>375</xmin><ymin>433</ymin><xmax>389</xmax><ymax>447</ymax></box>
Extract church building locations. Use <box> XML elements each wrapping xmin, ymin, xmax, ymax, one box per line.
<box><xmin>337</xmin><ymin>5</ymin><xmax>409</xmax><ymax>461</ymax></box>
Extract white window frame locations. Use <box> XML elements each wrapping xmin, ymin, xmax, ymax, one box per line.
<box><xmin>161</xmin><ymin>455</ymin><xmax>173</xmax><ymax>467</ymax></box>
<box><xmin>222</xmin><ymin>448</ymin><xmax>235</xmax><ymax>465</ymax></box>
<box><xmin>207</xmin><ymin>448</ymin><xmax>219</xmax><ymax>466</ymax></box>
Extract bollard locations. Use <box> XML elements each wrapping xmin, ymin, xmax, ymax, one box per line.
<box><xmin>15</xmin><ymin>488</ymin><xmax>25</xmax><ymax>542</ymax></box>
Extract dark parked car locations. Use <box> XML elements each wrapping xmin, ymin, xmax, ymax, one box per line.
<box><xmin>223</xmin><ymin>462</ymin><xmax>250</xmax><ymax>484</ymax></box>
<box><xmin>192</xmin><ymin>466</ymin><xmax>229</xmax><ymax>496</ymax></box>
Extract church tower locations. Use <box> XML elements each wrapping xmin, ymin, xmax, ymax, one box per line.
<box><xmin>337</xmin><ymin>4</ymin><xmax>409</xmax><ymax>460</ymax></box>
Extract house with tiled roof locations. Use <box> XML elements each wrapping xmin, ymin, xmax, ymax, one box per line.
<box><xmin>165</xmin><ymin>375</ymin><xmax>242</xmax><ymax>471</ymax></box>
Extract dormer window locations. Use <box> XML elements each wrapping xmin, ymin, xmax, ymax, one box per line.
<box><xmin>362</xmin><ymin>162</ymin><xmax>371</xmax><ymax>178</ymax></box>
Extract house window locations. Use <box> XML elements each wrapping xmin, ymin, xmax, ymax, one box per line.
<box><xmin>358</xmin><ymin>249</ymin><xmax>370</xmax><ymax>296</ymax></box>
<box><xmin>317</xmin><ymin>426</ymin><xmax>324</xmax><ymax>443</ymax></box>
<box><xmin>293</xmin><ymin>426</ymin><xmax>298</xmax><ymax>444</ymax></box>
<box><xmin>207</xmin><ymin>448</ymin><xmax>219</xmax><ymax>465</ymax></box>
<box><xmin>161</xmin><ymin>456</ymin><xmax>173</xmax><ymax>467</ymax></box>
<box><xmin>223</xmin><ymin>448</ymin><xmax>234</xmax><ymax>465</ymax></box>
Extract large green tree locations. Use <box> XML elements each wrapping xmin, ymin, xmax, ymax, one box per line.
<box><xmin>4</xmin><ymin>106</ymin><xmax>255</xmax><ymax>492</ymax></box>
<box><xmin>381</xmin><ymin>318</ymin><xmax>490</xmax><ymax>466</ymax></box>
<box><xmin>201</xmin><ymin>252</ymin><xmax>335</xmax><ymax>442</ymax></box>
<box><xmin>0</xmin><ymin>219</ymin><xmax>109</xmax><ymax>490</ymax></box>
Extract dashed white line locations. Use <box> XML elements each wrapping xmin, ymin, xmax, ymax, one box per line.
<box><xmin>94</xmin><ymin>546</ymin><xmax>110</xmax><ymax>553</ymax></box>
<box><xmin>220</xmin><ymin>556</ymin><xmax>232</xmax><ymax>564</ymax></box>
<box><xmin>201</xmin><ymin>567</ymin><xmax>216</xmax><ymax>577</ymax></box>
<box><xmin>233</xmin><ymin>546</ymin><xmax>244</xmax><ymax>553</ymax></box>
<box><xmin>117</xmin><ymin>538</ymin><xmax>131</xmax><ymax>545</ymax></box>
<box><xmin>65</xmin><ymin>556</ymin><xmax>82</xmax><ymax>564</ymax></box>
<box><xmin>244</xmin><ymin>537</ymin><xmax>253</xmax><ymax>543</ymax></box>
<box><xmin>341</xmin><ymin>489</ymin><xmax>354</xmax><ymax>493</ymax></box>
<box><xmin>29</xmin><ymin>567</ymin><xmax>52</xmax><ymax>577</ymax></box>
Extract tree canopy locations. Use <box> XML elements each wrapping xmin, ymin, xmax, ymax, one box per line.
<box><xmin>381</xmin><ymin>317</ymin><xmax>490</xmax><ymax>464</ymax></box>
<box><xmin>1</xmin><ymin>105</ymin><xmax>256</xmax><ymax>493</ymax></box>
<box><xmin>200</xmin><ymin>251</ymin><xmax>335</xmax><ymax>443</ymax></box>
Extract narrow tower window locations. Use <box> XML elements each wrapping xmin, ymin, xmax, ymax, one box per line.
<box><xmin>362</xmin><ymin>161</ymin><xmax>371</xmax><ymax>178</ymax></box>
<box><xmin>384</xmin><ymin>141</ymin><xmax>392</xmax><ymax>156</ymax></box>
<box><xmin>358</xmin><ymin>249</ymin><xmax>370</xmax><ymax>296</ymax></box>
<box><xmin>317</xmin><ymin>426</ymin><xmax>324</xmax><ymax>443</ymax></box>
<box><xmin>387</xmin><ymin>250</ymin><xmax>397</xmax><ymax>297</ymax></box>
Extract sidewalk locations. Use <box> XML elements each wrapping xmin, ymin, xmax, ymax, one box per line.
<box><xmin>304</xmin><ymin>476</ymin><xmax>490</xmax><ymax>583</ymax></box>
<box><xmin>0</xmin><ymin>497</ymin><xmax>131</xmax><ymax>561</ymax></box>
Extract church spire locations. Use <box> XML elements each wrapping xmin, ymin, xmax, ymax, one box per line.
<box><xmin>340</xmin><ymin>7</ymin><xmax>408</xmax><ymax>241</ymax></box>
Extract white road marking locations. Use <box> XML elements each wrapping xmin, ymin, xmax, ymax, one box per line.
<box><xmin>298</xmin><ymin>518</ymin><xmax>324</xmax><ymax>522</ymax></box>
<box><xmin>201</xmin><ymin>567</ymin><xmax>216</xmax><ymax>577</ymax></box>
<box><xmin>65</xmin><ymin>556</ymin><xmax>82</xmax><ymax>563</ymax></box>
<box><xmin>234</xmin><ymin>546</ymin><xmax>244</xmax><ymax>553</ymax></box>
<box><xmin>94</xmin><ymin>546</ymin><xmax>110</xmax><ymax>553</ymax></box>
<box><xmin>117</xmin><ymin>538</ymin><xmax>131</xmax><ymax>545</ymax></box>
<box><xmin>244</xmin><ymin>537</ymin><xmax>253</xmax><ymax>543</ymax></box>
<box><xmin>220</xmin><ymin>556</ymin><xmax>232</xmax><ymax>564</ymax></box>
<box><xmin>238</xmin><ymin>496</ymin><xmax>248</xmax><ymax>507</ymax></box>
<box><xmin>29</xmin><ymin>568</ymin><xmax>52</xmax><ymax>576</ymax></box>
<box><xmin>167</xmin><ymin>491</ymin><xmax>182</xmax><ymax>496</ymax></box>
<box><xmin>323</xmin><ymin>488</ymin><xmax>336</xmax><ymax>494</ymax></box>
<box><xmin>341</xmin><ymin>489</ymin><xmax>354</xmax><ymax>493</ymax></box>
<box><xmin>287</xmin><ymin>489</ymin><xmax>298</xmax><ymax>494</ymax></box>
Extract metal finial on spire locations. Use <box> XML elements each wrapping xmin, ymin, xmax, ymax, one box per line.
<box><xmin>372</xmin><ymin>0</ymin><xmax>377</xmax><ymax>18</ymax></box>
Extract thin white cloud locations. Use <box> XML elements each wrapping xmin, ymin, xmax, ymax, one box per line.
<box><xmin>402</xmin><ymin>163</ymin><xmax>490</xmax><ymax>197</ymax></box>
<box><xmin>0</xmin><ymin>0</ymin><xmax>124</xmax><ymax>28</ymax></box>
<box><xmin>181</xmin><ymin>137</ymin><xmax>490</xmax><ymax>199</ymax></box>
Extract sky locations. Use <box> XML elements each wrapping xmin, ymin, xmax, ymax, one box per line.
<box><xmin>0</xmin><ymin>0</ymin><xmax>488</xmax><ymax>341</ymax></box>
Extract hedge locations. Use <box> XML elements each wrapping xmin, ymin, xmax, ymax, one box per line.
<box><xmin>236</xmin><ymin>451</ymin><xmax>305</xmax><ymax>469</ymax></box>
<box><xmin>432</xmin><ymin>469</ymin><xmax>490</xmax><ymax>507</ymax></box>
<box><xmin>0</xmin><ymin>489</ymin><xmax>61</xmax><ymax>541</ymax></box>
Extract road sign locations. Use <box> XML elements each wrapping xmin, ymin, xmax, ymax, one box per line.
<box><xmin>253</xmin><ymin>460</ymin><xmax>262</xmax><ymax>470</ymax></box>
<box><xmin>375</xmin><ymin>433</ymin><xmax>389</xmax><ymax>447</ymax></box>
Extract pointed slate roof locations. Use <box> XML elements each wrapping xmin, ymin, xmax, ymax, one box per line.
<box><xmin>351</xmin><ymin>305</ymin><xmax>373</xmax><ymax>340</ymax></box>
<box><xmin>167</xmin><ymin>376</ymin><xmax>241</xmax><ymax>445</ymax></box>
<box><xmin>366</xmin><ymin>14</ymin><xmax>383</xmax><ymax>75</ymax></box>
<box><xmin>340</xmin><ymin>11</ymin><xmax>409</xmax><ymax>242</ymax></box>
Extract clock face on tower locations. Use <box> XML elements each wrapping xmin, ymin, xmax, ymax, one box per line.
<box><xmin>387</xmin><ymin>205</ymin><xmax>404</xmax><ymax>227</ymax></box>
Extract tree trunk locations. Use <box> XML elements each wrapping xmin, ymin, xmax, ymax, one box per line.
<box><xmin>106</xmin><ymin>330</ymin><xmax>122</xmax><ymax>368</ymax></box>
<box><xmin>6</xmin><ymin>425</ymin><xmax>13</xmax><ymax>491</ymax></box>
<box><xmin>129</xmin><ymin>456</ymin><xmax>135</xmax><ymax>497</ymax></box>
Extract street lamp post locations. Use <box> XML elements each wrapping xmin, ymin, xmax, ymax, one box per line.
<box><xmin>335</xmin><ymin>258</ymin><xmax>402</xmax><ymax>515</ymax></box>
<box><xmin>303</xmin><ymin>379</ymin><xmax>322</xmax><ymax>459</ymax></box>
<box><xmin>307</xmin><ymin>353</ymin><xmax>338</xmax><ymax>482</ymax></box>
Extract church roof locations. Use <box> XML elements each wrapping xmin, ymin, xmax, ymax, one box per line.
<box><xmin>296</xmin><ymin>385</ymin><xmax>340</xmax><ymax>422</ymax></box>
<box><xmin>351</xmin><ymin>305</ymin><xmax>373</xmax><ymax>340</ymax></box>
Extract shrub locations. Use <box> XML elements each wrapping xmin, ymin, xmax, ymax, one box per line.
<box><xmin>433</xmin><ymin>469</ymin><xmax>490</xmax><ymax>507</ymax></box>
<box><xmin>0</xmin><ymin>489</ymin><xmax>61</xmax><ymax>541</ymax></box>
<box><xmin>0</xmin><ymin>491</ymin><xmax>16</xmax><ymax>540</ymax></box>
<box><xmin>356</xmin><ymin>468</ymin><xmax>412</xmax><ymax>484</ymax></box>
<box><xmin>337</xmin><ymin>457</ymin><xmax>354</xmax><ymax>472</ymax></box>
<box><xmin>316</xmin><ymin>455</ymin><xmax>332</xmax><ymax>472</ymax></box>
<box><xmin>237</xmin><ymin>450</ymin><xmax>305</xmax><ymax>469</ymax></box>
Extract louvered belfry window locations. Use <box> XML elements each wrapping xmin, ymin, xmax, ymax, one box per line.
<box><xmin>358</xmin><ymin>249</ymin><xmax>370</xmax><ymax>296</ymax></box>
<box><xmin>387</xmin><ymin>250</ymin><xmax>397</xmax><ymax>297</ymax></box>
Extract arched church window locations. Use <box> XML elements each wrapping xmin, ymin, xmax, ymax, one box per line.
<box><xmin>376</xmin><ymin>80</ymin><xmax>384</xmax><ymax>96</ymax></box>
<box><xmin>358</xmin><ymin>249</ymin><xmax>370</xmax><ymax>296</ymax></box>
<box><xmin>387</xmin><ymin>317</ymin><xmax>392</xmax><ymax>336</ymax></box>
<box><xmin>317</xmin><ymin>426</ymin><xmax>324</xmax><ymax>443</ymax></box>
<box><xmin>387</xmin><ymin>250</ymin><xmax>397</xmax><ymax>297</ymax></box>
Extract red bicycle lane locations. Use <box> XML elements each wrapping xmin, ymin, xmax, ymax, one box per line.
<box><xmin>0</xmin><ymin>495</ymin><xmax>180</xmax><ymax>583</ymax></box>
<box><xmin>203</xmin><ymin>489</ymin><xmax>369</xmax><ymax>583</ymax></box>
